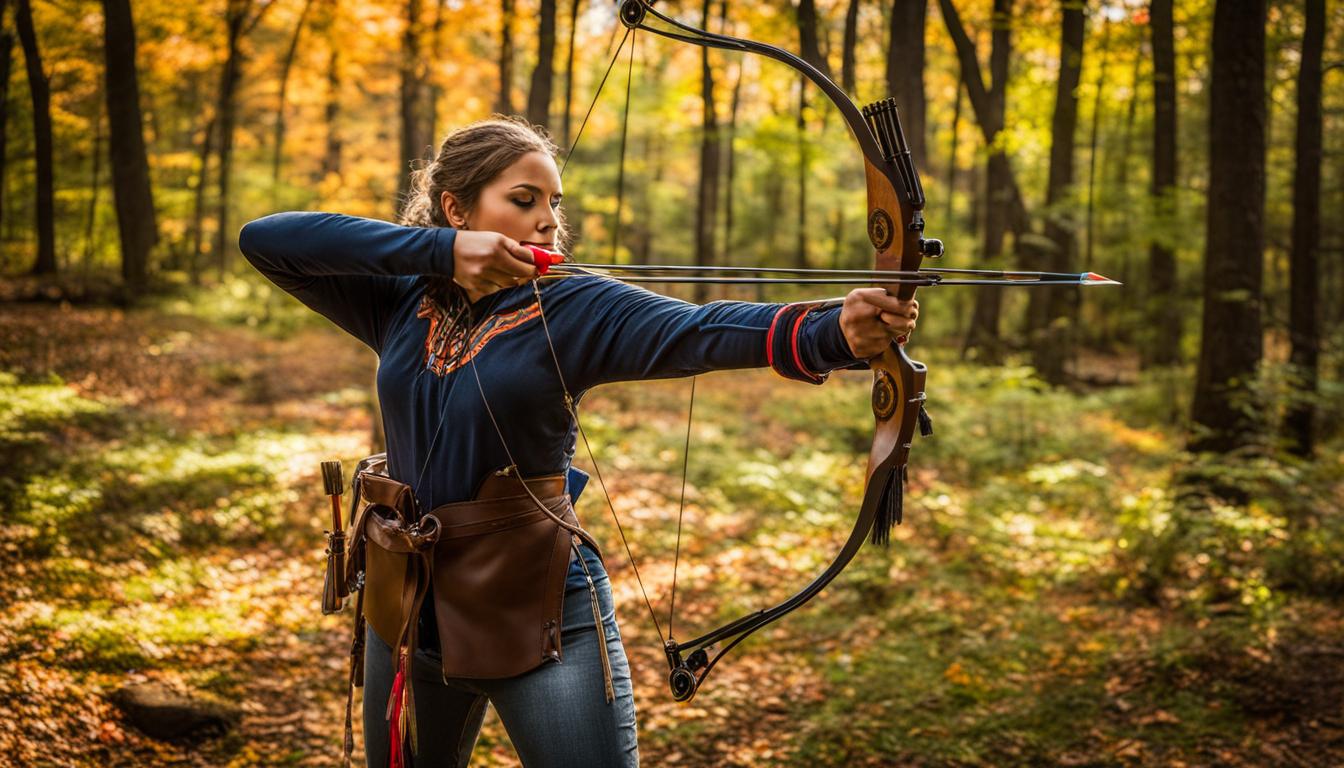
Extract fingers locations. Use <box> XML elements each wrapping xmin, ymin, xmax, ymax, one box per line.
<box><xmin>498</xmin><ymin>238</ymin><xmax>539</xmax><ymax>278</ymax></box>
<box><xmin>851</xmin><ymin>288</ymin><xmax>917</xmax><ymax>335</ymax></box>
<box><xmin>453</xmin><ymin>233</ymin><xmax>548</xmax><ymax>300</ymax></box>
<box><xmin>853</xmin><ymin>288</ymin><xmax>919</xmax><ymax>322</ymax></box>
<box><xmin>839</xmin><ymin>288</ymin><xmax>923</xmax><ymax>358</ymax></box>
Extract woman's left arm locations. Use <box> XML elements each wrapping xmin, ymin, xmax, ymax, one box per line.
<box><xmin>554</xmin><ymin>278</ymin><xmax>917</xmax><ymax>390</ymax></box>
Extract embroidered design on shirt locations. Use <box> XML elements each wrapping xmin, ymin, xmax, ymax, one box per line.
<box><xmin>418</xmin><ymin>298</ymin><xmax>542</xmax><ymax>376</ymax></box>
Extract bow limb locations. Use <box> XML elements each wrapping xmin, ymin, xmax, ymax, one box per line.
<box><xmin>662</xmin><ymin>450</ymin><xmax>904</xmax><ymax>700</ymax></box>
<box><xmin>619</xmin><ymin>0</ymin><xmax>914</xmax><ymax>207</ymax></box>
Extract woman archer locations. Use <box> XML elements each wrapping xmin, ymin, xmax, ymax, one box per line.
<box><xmin>239</xmin><ymin>115</ymin><xmax>918</xmax><ymax>768</ymax></box>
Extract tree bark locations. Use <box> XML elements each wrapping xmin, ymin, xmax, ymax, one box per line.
<box><xmin>723</xmin><ymin>59</ymin><xmax>742</xmax><ymax>257</ymax></box>
<box><xmin>945</xmin><ymin>81</ymin><xmax>962</xmax><ymax>225</ymax></box>
<box><xmin>796</xmin><ymin>72</ymin><xmax>808</xmax><ymax>272</ymax></box>
<box><xmin>271</xmin><ymin>0</ymin><xmax>316</xmax><ymax>207</ymax></box>
<box><xmin>842</xmin><ymin>0</ymin><xmax>860</xmax><ymax>95</ymax></box>
<box><xmin>1189</xmin><ymin>0</ymin><xmax>1266</xmax><ymax>455</ymax></box>
<box><xmin>14</xmin><ymin>0</ymin><xmax>55</xmax><ymax>275</ymax></box>
<box><xmin>795</xmin><ymin>0</ymin><xmax>833</xmax><ymax>80</ymax></box>
<box><xmin>1284</xmin><ymin>0</ymin><xmax>1324</xmax><ymax>457</ymax></box>
<box><xmin>190</xmin><ymin>115</ymin><xmax>214</xmax><ymax>284</ymax></box>
<box><xmin>942</xmin><ymin>0</ymin><xmax>1014</xmax><ymax>361</ymax></box>
<box><xmin>1146</xmin><ymin>0</ymin><xmax>1179</xmax><ymax>367</ymax></box>
<box><xmin>527</xmin><ymin>0</ymin><xmax>556</xmax><ymax>128</ymax></box>
<box><xmin>398</xmin><ymin>0</ymin><xmax>428</xmax><ymax>210</ymax></box>
<box><xmin>886</xmin><ymin>0</ymin><xmax>927</xmax><ymax>168</ymax></box>
<box><xmin>497</xmin><ymin>0</ymin><xmax>515</xmax><ymax>115</ymax></box>
<box><xmin>321</xmin><ymin>6</ymin><xmax>343</xmax><ymax>182</ymax></box>
<box><xmin>0</xmin><ymin>19</ymin><xmax>13</xmax><ymax>234</ymax></box>
<box><xmin>1083</xmin><ymin>19</ymin><xmax>1115</xmax><ymax>347</ymax></box>
<box><xmin>1028</xmin><ymin>0</ymin><xmax>1085</xmax><ymax>384</ymax></box>
<box><xmin>560</xmin><ymin>0</ymin><xmax>581</xmax><ymax>148</ymax></box>
<box><xmin>83</xmin><ymin>102</ymin><xmax>103</xmax><ymax>274</ymax></box>
<box><xmin>938</xmin><ymin>0</ymin><xmax>1029</xmax><ymax>234</ymax></box>
<box><xmin>694</xmin><ymin>0</ymin><xmax>719</xmax><ymax>303</ymax></box>
<box><xmin>102</xmin><ymin>0</ymin><xmax>159</xmax><ymax>291</ymax></box>
<box><xmin>423</xmin><ymin>0</ymin><xmax>449</xmax><ymax>152</ymax></box>
<box><xmin>212</xmin><ymin>2</ymin><xmax>248</xmax><ymax>277</ymax></box>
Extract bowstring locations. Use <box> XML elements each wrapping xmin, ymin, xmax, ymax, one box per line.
<box><xmin>560</xmin><ymin>26</ymin><xmax>633</xmax><ymax>179</ymax></box>
<box><xmin>667</xmin><ymin>375</ymin><xmax>695</xmax><ymax>639</ymax></box>
<box><xmin>546</xmin><ymin>21</ymin><xmax>672</xmax><ymax>647</ymax></box>
<box><xmin>611</xmin><ymin>32</ymin><xmax>636</xmax><ymax>261</ymax></box>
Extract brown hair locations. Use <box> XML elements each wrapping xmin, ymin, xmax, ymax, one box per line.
<box><xmin>399</xmin><ymin>114</ymin><xmax>564</xmax><ymax>239</ymax></box>
<box><xmin>403</xmin><ymin>115</ymin><xmax>563</xmax><ymax>375</ymax></box>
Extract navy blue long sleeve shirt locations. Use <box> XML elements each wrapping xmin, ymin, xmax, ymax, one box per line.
<box><xmin>238</xmin><ymin>211</ymin><xmax>860</xmax><ymax>643</ymax></box>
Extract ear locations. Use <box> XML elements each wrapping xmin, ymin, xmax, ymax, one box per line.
<box><xmin>440</xmin><ymin>191</ymin><xmax>469</xmax><ymax>229</ymax></box>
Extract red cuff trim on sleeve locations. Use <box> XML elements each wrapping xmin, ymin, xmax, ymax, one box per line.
<box><xmin>789</xmin><ymin>307</ymin><xmax>824</xmax><ymax>384</ymax></box>
<box><xmin>765</xmin><ymin>304</ymin><xmax>793</xmax><ymax>370</ymax></box>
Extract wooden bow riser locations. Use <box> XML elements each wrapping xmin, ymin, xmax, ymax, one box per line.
<box><xmin>862</xmin><ymin>137</ymin><xmax>927</xmax><ymax>545</ymax></box>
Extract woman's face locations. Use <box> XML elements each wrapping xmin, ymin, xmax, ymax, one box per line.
<box><xmin>441</xmin><ymin>150</ymin><xmax>563</xmax><ymax>250</ymax></box>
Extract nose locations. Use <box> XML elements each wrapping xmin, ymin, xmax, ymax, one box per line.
<box><xmin>538</xmin><ymin>203</ymin><xmax>559</xmax><ymax>235</ymax></box>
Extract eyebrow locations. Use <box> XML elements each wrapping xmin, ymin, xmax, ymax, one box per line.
<box><xmin>510</xmin><ymin>184</ymin><xmax>562</xmax><ymax>197</ymax></box>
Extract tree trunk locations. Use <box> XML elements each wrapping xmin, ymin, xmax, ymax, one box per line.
<box><xmin>560</xmin><ymin>0</ymin><xmax>582</xmax><ymax>148</ymax></box>
<box><xmin>694</xmin><ymin>0</ymin><xmax>719</xmax><ymax>303</ymax></box>
<box><xmin>321</xmin><ymin>19</ymin><xmax>343</xmax><ymax>181</ymax></box>
<box><xmin>1028</xmin><ymin>0</ymin><xmax>1085</xmax><ymax>385</ymax></box>
<box><xmin>497</xmin><ymin>0</ymin><xmax>515</xmax><ymax>115</ymax></box>
<box><xmin>211</xmin><ymin>4</ymin><xmax>247</xmax><ymax>278</ymax></box>
<box><xmin>104</xmin><ymin>0</ymin><xmax>162</xmax><ymax>291</ymax></box>
<box><xmin>795</xmin><ymin>0</ymin><xmax>833</xmax><ymax>80</ymax></box>
<box><xmin>945</xmin><ymin>80</ymin><xmax>962</xmax><ymax>225</ymax></box>
<box><xmin>190</xmin><ymin>115</ymin><xmax>214</xmax><ymax>284</ymax></box>
<box><xmin>398</xmin><ymin>0</ymin><xmax>430</xmax><ymax>211</ymax></box>
<box><xmin>271</xmin><ymin>0</ymin><xmax>316</xmax><ymax>208</ymax></box>
<box><xmin>1146</xmin><ymin>0</ymin><xmax>1179</xmax><ymax>367</ymax></box>
<box><xmin>1113</xmin><ymin>50</ymin><xmax>1141</xmax><ymax>291</ymax></box>
<box><xmin>1189</xmin><ymin>0</ymin><xmax>1266</xmax><ymax>455</ymax></box>
<box><xmin>944</xmin><ymin>0</ymin><xmax>1014</xmax><ymax>361</ymax></box>
<box><xmin>102</xmin><ymin>0</ymin><xmax>159</xmax><ymax>291</ymax></box>
<box><xmin>15</xmin><ymin>0</ymin><xmax>56</xmax><ymax>276</ymax></box>
<box><xmin>1082</xmin><ymin>17</ymin><xmax>1111</xmax><ymax>346</ymax></box>
<box><xmin>796</xmin><ymin>72</ymin><xmax>808</xmax><ymax>272</ymax></box>
<box><xmin>83</xmin><ymin>101</ymin><xmax>103</xmax><ymax>274</ymax></box>
<box><xmin>938</xmin><ymin>0</ymin><xmax>1030</xmax><ymax>235</ymax></box>
<box><xmin>423</xmin><ymin>0</ymin><xmax>449</xmax><ymax>152</ymax></box>
<box><xmin>1284</xmin><ymin>0</ymin><xmax>1324</xmax><ymax>457</ymax></box>
<box><xmin>527</xmin><ymin>0</ymin><xmax>556</xmax><ymax>128</ymax></box>
<box><xmin>0</xmin><ymin>22</ymin><xmax>13</xmax><ymax>233</ymax></box>
<box><xmin>723</xmin><ymin>58</ymin><xmax>742</xmax><ymax>257</ymax></box>
<box><xmin>886</xmin><ymin>0</ymin><xmax>927</xmax><ymax>168</ymax></box>
<box><xmin>842</xmin><ymin>0</ymin><xmax>860</xmax><ymax>95</ymax></box>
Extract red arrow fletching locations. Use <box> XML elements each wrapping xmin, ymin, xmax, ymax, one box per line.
<box><xmin>527</xmin><ymin>245</ymin><xmax>565</xmax><ymax>275</ymax></box>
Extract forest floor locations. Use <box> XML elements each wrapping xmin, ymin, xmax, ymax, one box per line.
<box><xmin>1</xmin><ymin>288</ymin><xmax>1342</xmax><ymax>767</ymax></box>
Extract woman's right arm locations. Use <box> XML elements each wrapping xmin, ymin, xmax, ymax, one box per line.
<box><xmin>240</xmin><ymin>212</ymin><xmax>540</xmax><ymax>351</ymax></box>
<box><xmin>239</xmin><ymin>212</ymin><xmax>456</xmax><ymax>351</ymax></box>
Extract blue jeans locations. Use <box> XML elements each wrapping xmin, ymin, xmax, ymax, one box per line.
<box><xmin>362</xmin><ymin>571</ymin><xmax>639</xmax><ymax>767</ymax></box>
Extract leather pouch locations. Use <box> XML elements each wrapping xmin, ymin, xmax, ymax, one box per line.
<box><xmin>426</xmin><ymin>484</ymin><xmax>588</xmax><ymax>678</ymax></box>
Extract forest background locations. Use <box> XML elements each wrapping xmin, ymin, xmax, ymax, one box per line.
<box><xmin>1</xmin><ymin>0</ymin><xmax>1342</xmax><ymax>765</ymax></box>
